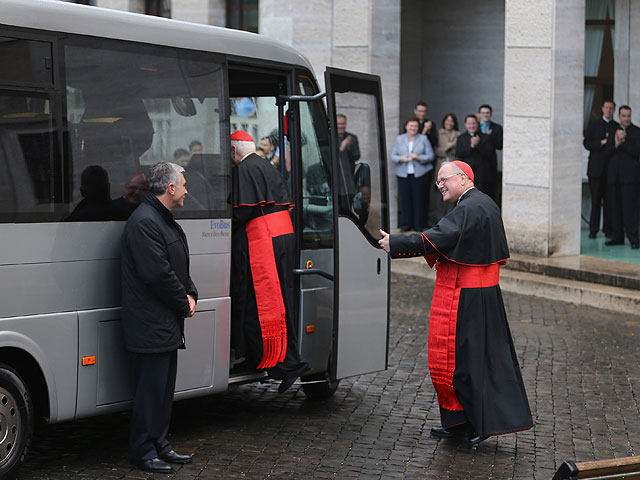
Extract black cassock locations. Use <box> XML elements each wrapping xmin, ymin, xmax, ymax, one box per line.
<box><xmin>390</xmin><ymin>187</ymin><xmax>532</xmax><ymax>437</ymax></box>
<box><xmin>231</xmin><ymin>153</ymin><xmax>306</xmax><ymax>378</ymax></box>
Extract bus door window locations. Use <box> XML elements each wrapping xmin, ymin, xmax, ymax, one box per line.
<box><xmin>297</xmin><ymin>78</ymin><xmax>333</xmax><ymax>248</ymax></box>
<box><xmin>63</xmin><ymin>38</ymin><xmax>228</xmax><ymax>221</ymax></box>
<box><xmin>333</xmin><ymin>92</ymin><xmax>382</xmax><ymax>241</ymax></box>
<box><xmin>0</xmin><ymin>36</ymin><xmax>62</xmax><ymax>223</ymax></box>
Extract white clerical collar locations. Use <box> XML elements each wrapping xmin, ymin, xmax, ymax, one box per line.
<box><xmin>456</xmin><ymin>186</ymin><xmax>475</xmax><ymax>205</ymax></box>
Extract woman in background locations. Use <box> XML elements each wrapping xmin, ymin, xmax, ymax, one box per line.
<box><xmin>428</xmin><ymin>113</ymin><xmax>460</xmax><ymax>225</ymax></box>
<box><xmin>390</xmin><ymin>116</ymin><xmax>435</xmax><ymax>232</ymax></box>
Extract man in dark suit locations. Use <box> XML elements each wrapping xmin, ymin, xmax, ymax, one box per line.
<box><xmin>121</xmin><ymin>162</ymin><xmax>197</xmax><ymax>473</ymax></box>
<box><xmin>583</xmin><ymin>100</ymin><xmax>618</xmax><ymax>238</ymax></box>
<box><xmin>478</xmin><ymin>104</ymin><xmax>503</xmax><ymax>202</ymax></box>
<box><xmin>455</xmin><ymin>114</ymin><xmax>494</xmax><ymax>199</ymax></box>
<box><xmin>605</xmin><ymin>105</ymin><xmax>640</xmax><ymax>249</ymax></box>
<box><xmin>406</xmin><ymin>101</ymin><xmax>438</xmax><ymax>149</ymax></box>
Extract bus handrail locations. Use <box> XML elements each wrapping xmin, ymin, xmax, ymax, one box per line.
<box><xmin>293</xmin><ymin>268</ymin><xmax>334</xmax><ymax>281</ymax></box>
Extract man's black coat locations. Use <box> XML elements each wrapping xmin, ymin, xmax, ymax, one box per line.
<box><xmin>121</xmin><ymin>194</ymin><xmax>197</xmax><ymax>353</ymax></box>
<box><xmin>584</xmin><ymin>117</ymin><xmax>619</xmax><ymax>177</ymax></box>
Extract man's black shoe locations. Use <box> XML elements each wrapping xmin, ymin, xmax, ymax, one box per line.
<box><xmin>430</xmin><ymin>427</ymin><xmax>454</xmax><ymax>439</ymax></box>
<box><xmin>468</xmin><ymin>434</ymin><xmax>489</xmax><ymax>446</ymax></box>
<box><xmin>278</xmin><ymin>365</ymin><xmax>311</xmax><ymax>393</ymax></box>
<box><xmin>160</xmin><ymin>450</ymin><xmax>192</xmax><ymax>464</ymax></box>
<box><xmin>132</xmin><ymin>457</ymin><xmax>173</xmax><ymax>473</ymax></box>
<box><xmin>605</xmin><ymin>240</ymin><xmax>624</xmax><ymax>246</ymax></box>
<box><xmin>588</xmin><ymin>232</ymin><xmax>597</xmax><ymax>239</ymax></box>
<box><xmin>631</xmin><ymin>243</ymin><xmax>639</xmax><ymax>249</ymax></box>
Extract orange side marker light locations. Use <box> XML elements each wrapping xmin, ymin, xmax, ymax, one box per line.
<box><xmin>82</xmin><ymin>356</ymin><xmax>96</xmax><ymax>366</ymax></box>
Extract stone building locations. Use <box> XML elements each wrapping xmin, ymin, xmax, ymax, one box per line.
<box><xmin>62</xmin><ymin>0</ymin><xmax>640</xmax><ymax>260</ymax></box>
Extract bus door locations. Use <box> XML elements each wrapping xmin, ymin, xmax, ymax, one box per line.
<box><xmin>325</xmin><ymin>67</ymin><xmax>390</xmax><ymax>379</ymax></box>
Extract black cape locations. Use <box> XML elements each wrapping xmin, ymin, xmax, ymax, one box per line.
<box><xmin>230</xmin><ymin>153</ymin><xmax>306</xmax><ymax>378</ymax></box>
<box><xmin>390</xmin><ymin>188</ymin><xmax>532</xmax><ymax>437</ymax></box>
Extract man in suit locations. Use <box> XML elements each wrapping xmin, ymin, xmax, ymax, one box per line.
<box><xmin>583</xmin><ymin>100</ymin><xmax>618</xmax><ymax>239</ymax></box>
<box><xmin>121</xmin><ymin>162</ymin><xmax>197</xmax><ymax>473</ymax></box>
<box><xmin>478</xmin><ymin>104</ymin><xmax>503</xmax><ymax>202</ymax></box>
<box><xmin>605</xmin><ymin>105</ymin><xmax>640</xmax><ymax>249</ymax></box>
<box><xmin>455</xmin><ymin>114</ymin><xmax>494</xmax><ymax>199</ymax></box>
<box><xmin>407</xmin><ymin>101</ymin><xmax>438</xmax><ymax>149</ymax></box>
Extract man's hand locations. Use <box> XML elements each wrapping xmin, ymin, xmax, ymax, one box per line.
<box><xmin>470</xmin><ymin>135</ymin><xmax>480</xmax><ymax>148</ymax></box>
<box><xmin>615</xmin><ymin>129</ymin><xmax>626</xmax><ymax>148</ymax></box>
<box><xmin>378</xmin><ymin>229</ymin><xmax>390</xmax><ymax>253</ymax></box>
<box><xmin>340</xmin><ymin>135</ymin><xmax>352</xmax><ymax>152</ymax></box>
<box><xmin>187</xmin><ymin>294</ymin><xmax>197</xmax><ymax>317</ymax></box>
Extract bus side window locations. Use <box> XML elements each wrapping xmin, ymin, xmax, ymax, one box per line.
<box><xmin>63</xmin><ymin>38</ymin><xmax>229</xmax><ymax>221</ymax></box>
<box><xmin>0</xmin><ymin>37</ymin><xmax>62</xmax><ymax>223</ymax></box>
<box><xmin>298</xmin><ymin>78</ymin><xmax>333</xmax><ymax>249</ymax></box>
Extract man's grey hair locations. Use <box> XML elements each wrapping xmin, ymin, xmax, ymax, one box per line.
<box><xmin>231</xmin><ymin>139</ymin><xmax>256</xmax><ymax>158</ymax></box>
<box><xmin>148</xmin><ymin>162</ymin><xmax>184</xmax><ymax>195</ymax></box>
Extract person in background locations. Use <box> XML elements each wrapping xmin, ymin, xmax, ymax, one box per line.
<box><xmin>407</xmin><ymin>101</ymin><xmax>438</xmax><ymax>149</ymax></box>
<box><xmin>583</xmin><ymin>100</ymin><xmax>618</xmax><ymax>239</ymax></box>
<box><xmin>173</xmin><ymin>148</ymin><xmax>190</xmax><ymax>168</ymax></box>
<box><xmin>605</xmin><ymin>105</ymin><xmax>640</xmax><ymax>249</ymax></box>
<box><xmin>477</xmin><ymin>104</ymin><xmax>503</xmax><ymax>202</ymax></box>
<box><xmin>455</xmin><ymin>114</ymin><xmax>494</xmax><ymax>198</ymax></box>
<box><xmin>428</xmin><ymin>113</ymin><xmax>460</xmax><ymax>225</ymax></box>
<box><xmin>259</xmin><ymin>136</ymin><xmax>279</xmax><ymax>167</ymax></box>
<box><xmin>390</xmin><ymin>116</ymin><xmax>435</xmax><ymax>232</ymax></box>
<box><xmin>189</xmin><ymin>140</ymin><xmax>203</xmax><ymax>156</ymax></box>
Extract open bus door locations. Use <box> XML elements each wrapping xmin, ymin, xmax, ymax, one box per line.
<box><xmin>325</xmin><ymin>67</ymin><xmax>390</xmax><ymax>380</ymax></box>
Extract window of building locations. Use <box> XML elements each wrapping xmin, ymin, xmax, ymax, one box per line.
<box><xmin>226</xmin><ymin>0</ymin><xmax>258</xmax><ymax>34</ymax></box>
<box><xmin>146</xmin><ymin>0</ymin><xmax>171</xmax><ymax>18</ymax></box>
<box><xmin>584</xmin><ymin>0</ymin><xmax>615</xmax><ymax>125</ymax></box>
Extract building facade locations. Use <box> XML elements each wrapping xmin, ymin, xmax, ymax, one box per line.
<box><xmin>61</xmin><ymin>0</ymin><xmax>640</xmax><ymax>258</ymax></box>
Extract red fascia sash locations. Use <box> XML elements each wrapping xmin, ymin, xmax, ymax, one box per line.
<box><xmin>245</xmin><ymin>210</ymin><xmax>294</xmax><ymax>368</ymax></box>
<box><xmin>428</xmin><ymin>261</ymin><xmax>500</xmax><ymax>411</ymax></box>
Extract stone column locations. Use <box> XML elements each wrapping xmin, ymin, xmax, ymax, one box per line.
<box><xmin>260</xmin><ymin>0</ymin><xmax>401</xmax><ymax>230</ymax></box>
<box><xmin>171</xmin><ymin>0</ymin><xmax>225</xmax><ymax>26</ymax></box>
<box><xmin>502</xmin><ymin>0</ymin><xmax>584</xmax><ymax>256</ymax></box>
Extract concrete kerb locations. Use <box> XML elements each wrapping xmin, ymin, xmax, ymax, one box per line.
<box><xmin>391</xmin><ymin>256</ymin><xmax>640</xmax><ymax>315</ymax></box>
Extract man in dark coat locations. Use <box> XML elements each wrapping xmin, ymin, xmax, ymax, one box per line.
<box><xmin>455</xmin><ymin>114</ymin><xmax>495</xmax><ymax>199</ymax></box>
<box><xmin>583</xmin><ymin>100</ymin><xmax>618</xmax><ymax>238</ymax></box>
<box><xmin>379</xmin><ymin>160</ymin><xmax>533</xmax><ymax>446</ymax></box>
<box><xmin>405</xmin><ymin>101</ymin><xmax>438</xmax><ymax>148</ymax></box>
<box><xmin>478</xmin><ymin>104</ymin><xmax>503</xmax><ymax>202</ymax></box>
<box><xmin>121</xmin><ymin>162</ymin><xmax>197</xmax><ymax>473</ymax></box>
<box><xmin>605</xmin><ymin>105</ymin><xmax>640</xmax><ymax>249</ymax></box>
<box><xmin>230</xmin><ymin>130</ymin><xmax>308</xmax><ymax>393</ymax></box>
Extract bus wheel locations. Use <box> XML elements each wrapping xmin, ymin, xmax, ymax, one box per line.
<box><xmin>0</xmin><ymin>365</ymin><xmax>34</xmax><ymax>479</ymax></box>
<box><xmin>301</xmin><ymin>371</ymin><xmax>339</xmax><ymax>400</ymax></box>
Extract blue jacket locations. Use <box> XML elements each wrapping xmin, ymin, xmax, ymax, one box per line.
<box><xmin>390</xmin><ymin>133</ymin><xmax>435</xmax><ymax>178</ymax></box>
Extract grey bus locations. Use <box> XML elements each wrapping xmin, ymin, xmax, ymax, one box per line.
<box><xmin>0</xmin><ymin>0</ymin><xmax>390</xmax><ymax>476</ymax></box>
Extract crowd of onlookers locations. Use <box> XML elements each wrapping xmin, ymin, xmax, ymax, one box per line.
<box><xmin>391</xmin><ymin>101</ymin><xmax>502</xmax><ymax>232</ymax></box>
<box><xmin>584</xmin><ymin>100</ymin><xmax>640</xmax><ymax>249</ymax></box>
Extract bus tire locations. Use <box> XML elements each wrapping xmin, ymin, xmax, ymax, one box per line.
<box><xmin>301</xmin><ymin>372</ymin><xmax>339</xmax><ymax>400</ymax></box>
<box><xmin>0</xmin><ymin>364</ymin><xmax>34</xmax><ymax>480</ymax></box>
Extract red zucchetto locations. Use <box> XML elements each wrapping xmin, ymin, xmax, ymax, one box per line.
<box><xmin>231</xmin><ymin>130</ymin><xmax>254</xmax><ymax>142</ymax></box>
<box><xmin>451</xmin><ymin>160</ymin><xmax>474</xmax><ymax>182</ymax></box>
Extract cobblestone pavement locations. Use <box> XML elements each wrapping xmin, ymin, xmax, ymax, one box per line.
<box><xmin>17</xmin><ymin>272</ymin><xmax>640</xmax><ymax>479</ymax></box>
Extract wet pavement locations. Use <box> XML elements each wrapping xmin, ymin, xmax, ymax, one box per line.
<box><xmin>17</xmin><ymin>272</ymin><xmax>640</xmax><ymax>479</ymax></box>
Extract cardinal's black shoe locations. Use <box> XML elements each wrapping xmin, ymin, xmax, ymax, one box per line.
<box><xmin>160</xmin><ymin>450</ymin><xmax>192</xmax><ymax>464</ymax></box>
<box><xmin>468</xmin><ymin>434</ymin><xmax>489</xmax><ymax>446</ymax></box>
<box><xmin>132</xmin><ymin>457</ymin><xmax>173</xmax><ymax>473</ymax></box>
<box><xmin>430</xmin><ymin>427</ymin><xmax>454</xmax><ymax>439</ymax></box>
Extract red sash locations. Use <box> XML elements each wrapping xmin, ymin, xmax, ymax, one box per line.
<box><xmin>246</xmin><ymin>210</ymin><xmax>294</xmax><ymax>368</ymax></box>
<box><xmin>428</xmin><ymin>262</ymin><xmax>500</xmax><ymax>411</ymax></box>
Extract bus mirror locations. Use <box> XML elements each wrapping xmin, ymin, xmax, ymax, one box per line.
<box><xmin>171</xmin><ymin>97</ymin><xmax>196</xmax><ymax>117</ymax></box>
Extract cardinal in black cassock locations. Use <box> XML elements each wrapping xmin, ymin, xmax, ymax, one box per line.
<box><xmin>230</xmin><ymin>130</ymin><xmax>308</xmax><ymax>393</ymax></box>
<box><xmin>379</xmin><ymin>160</ymin><xmax>532</xmax><ymax>445</ymax></box>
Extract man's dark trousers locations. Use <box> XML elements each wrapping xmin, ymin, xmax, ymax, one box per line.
<box><xmin>129</xmin><ymin>350</ymin><xmax>177</xmax><ymax>462</ymax></box>
<box><xmin>588</xmin><ymin>173</ymin><xmax>608</xmax><ymax>236</ymax></box>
